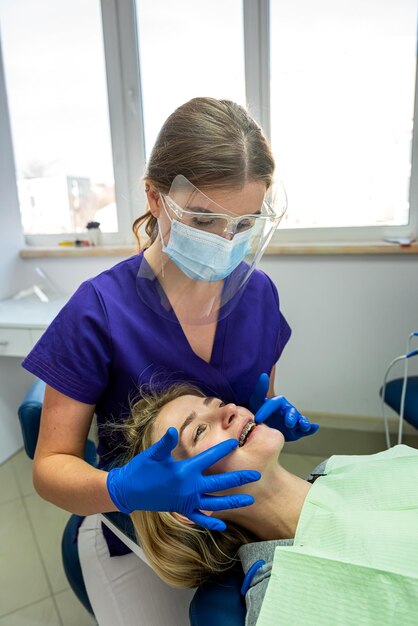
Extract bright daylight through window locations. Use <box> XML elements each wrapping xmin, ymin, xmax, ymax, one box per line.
<box><xmin>136</xmin><ymin>0</ymin><xmax>246</xmax><ymax>158</ymax></box>
<box><xmin>270</xmin><ymin>0</ymin><xmax>417</xmax><ymax>234</ymax></box>
<box><xmin>0</xmin><ymin>0</ymin><xmax>117</xmax><ymax>238</ymax></box>
<box><xmin>1</xmin><ymin>0</ymin><xmax>417</xmax><ymax>244</ymax></box>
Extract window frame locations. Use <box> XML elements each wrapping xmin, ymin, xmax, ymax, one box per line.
<box><xmin>3</xmin><ymin>0</ymin><xmax>418</xmax><ymax>247</ymax></box>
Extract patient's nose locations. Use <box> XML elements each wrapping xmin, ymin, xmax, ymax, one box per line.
<box><xmin>219</xmin><ymin>403</ymin><xmax>239</xmax><ymax>428</ymax></box>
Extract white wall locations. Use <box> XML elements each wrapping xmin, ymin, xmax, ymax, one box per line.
<box><xmin>7</xmin><ymin>252</ymin><xmax>416</xmax><ymax>424</ymax></box>
<box><xmin>17</xmin><ymin>255</ymin><xmax>125</xmax><ymax>296</ymax></box>
<box><xmin>260</xmin><ymin>254</ymin><xmax>418</xmax><ymax>418</ymax></box>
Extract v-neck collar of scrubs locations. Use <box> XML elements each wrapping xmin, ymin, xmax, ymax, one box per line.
<box><xmin>173</xmin><ymin>310</ymin><xmax>228</xmax><ymax>367</ymax></box>
<box><xmin>136</xmin><ymin>251</ymin><xmax>243</xmax><ymax>368</ymax></box>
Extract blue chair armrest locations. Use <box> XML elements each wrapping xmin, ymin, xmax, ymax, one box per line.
<box><xmin>61</xmin><ymin>514</ymin><xmax>94</xmax><ymax>615</ymax></box>
<box><xmin>22</xmin><ymin>378</ymin><xmax>47</xmax><ymax>405</ymax></box>
<box><xmin>380</xmin><ymin>376</ymin><xmax>418</xmax><ymax>429</ymax></box>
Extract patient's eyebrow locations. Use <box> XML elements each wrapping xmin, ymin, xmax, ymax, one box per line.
<box><xmin>179</xmin><ymin>411</ymin><xmax>197</xmax><ymax>439</ymax></box>
<box><xmin>177</xmin><ymin>397</ymin><xmax>217</xmax><ymax>454</ymax></box>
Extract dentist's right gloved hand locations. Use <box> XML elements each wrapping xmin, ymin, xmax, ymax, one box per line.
<box><xmin>107</xmin><ymin>427</ymin><xmax>260</xmax><ymax>531</ymax></box>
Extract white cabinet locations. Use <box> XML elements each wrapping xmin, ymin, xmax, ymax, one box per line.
<box><xmin>0</xmin><ymin>295</ymin><xmax>69</xmax><ymax>462</ymax></box>
<box><xmin>0</xmin><ymin>327</ymin><xmax>33</xmax><ymax>357</ymax></box>
<box><xmin>30</xmin><ymin>328</ymin><xmax>45</xmax><ymax>347</ymax></box>
<box><xmin>0</xmin><ymin>295</ymin><xmax>68</xmax><ymax>354</ymax></box>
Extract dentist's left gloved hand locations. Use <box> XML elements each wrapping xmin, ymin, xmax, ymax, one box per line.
<box><xmin>249</xmin><ymin>373</ymin><xmax>319</xmax><ymax>442</ymax></box>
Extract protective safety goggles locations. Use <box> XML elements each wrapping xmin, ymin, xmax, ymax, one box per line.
<box><xmin>159</xmin><ymin>174</ymin><xmax>287</xmax><ymax>238</ymax></box>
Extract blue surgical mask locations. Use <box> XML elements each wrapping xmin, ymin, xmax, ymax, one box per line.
<box><xmin>162</xmin><ymin>219</ymin><xmax>254</xmax><ymax>282</ymax></box>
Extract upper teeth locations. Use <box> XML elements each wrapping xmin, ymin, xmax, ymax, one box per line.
<box><xmin>239</xmin><ymin>421</ymin><xmax>256</xmax><ymax>447</ymax></box>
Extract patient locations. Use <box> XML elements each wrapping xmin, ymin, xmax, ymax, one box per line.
<box><xmin>119</xmin><ymin>383</ymin><xmax>418</xmax><ymax>626</ymax></box>
<box><xmin>117</xmin><ymin>385</ymin><xmax>311</xmax><ymax>588</ymax></box>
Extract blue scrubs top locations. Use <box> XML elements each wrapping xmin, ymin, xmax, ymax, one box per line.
<box><xmin>22</xmin><ymin>252</ymin><xmax>291</xmax><ymax>554</ymax></box>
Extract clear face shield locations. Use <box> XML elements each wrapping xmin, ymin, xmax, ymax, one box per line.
<box><xmin>136</xmin><ymin>175</ymin><xmax>287</xmax><ymax>324</ymax></box>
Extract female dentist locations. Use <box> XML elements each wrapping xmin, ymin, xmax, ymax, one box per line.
<box><xmin>22</xmin><ymin>97</ymin><xmax>317</xmax><ymax>625</ymax></box>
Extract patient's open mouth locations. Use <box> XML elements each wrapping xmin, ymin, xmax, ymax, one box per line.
<box><xmin>238</xmin><ymin>421</ymin><xmax>256</xmax><ymax>447</ymax></box>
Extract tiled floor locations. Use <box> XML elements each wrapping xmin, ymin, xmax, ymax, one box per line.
<box><xmin>0</xmin><ymin>449</ymin><xmax>97</xmax><ymax>626</ymax></box>
<box><xmin>0</xmin><ymin>447</ymin><xmax>324</xmax><ymax>625</ymax></box>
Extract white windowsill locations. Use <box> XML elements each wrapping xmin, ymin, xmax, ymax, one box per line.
<box><xmin>264</xmin><ymin>241</ymin><xmax>418</xmax><ymax>255</ymax></box>
<box><xmin>19</xmin><ymin>240</ymin><xmax>418</xmax><ymax>258</ymax></box>
<box><xmin>20</xmin><ymin>245</ymin><xmax>138</xmax><ymax>258</ymax></box>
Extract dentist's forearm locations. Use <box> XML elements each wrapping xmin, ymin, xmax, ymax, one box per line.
<box><xmin>33</xmin><ymin>453</ymin><xmax>118</xmax><ymax>516</ymax></box>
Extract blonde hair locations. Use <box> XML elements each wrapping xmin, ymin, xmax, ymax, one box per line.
<box><xmin>133</xmin><ymin>97</ymin><xmax>275</xmax><ymax>248</ymax></box>
<box><xmin>120</xmin><ymin>383</ymin><xmax>256</xmax><ymax>588</ymax></box>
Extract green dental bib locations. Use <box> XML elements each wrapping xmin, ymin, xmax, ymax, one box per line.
<box><xmin>256</xmin><ymin>444</ymin><xmax>418</xmax><ymax>626</ymax></box>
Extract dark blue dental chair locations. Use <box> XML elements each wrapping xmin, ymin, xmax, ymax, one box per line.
<box><xmin>381</xmin><ymin>377</ymin><xmax>418</xmax><ymax>428</ymax></box>
<box><xmin>380</xmin><ymin>332</ymin><xmax>418</xmax><ymax>447</ymax></box>
<box><xmin>18</xmin><ymin>380</ymin><xmax>246</xmax><ymax>626</ymax></box>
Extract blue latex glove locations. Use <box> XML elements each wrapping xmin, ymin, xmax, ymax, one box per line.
<box><xmin>107</xmin><ymin>427</ymin><xmax>261</xmax><ymax>531</ymax></box>
<box><xmin>249</xmin><ymin>373</ymin><xmax>319</xmax><ymax>442</ymax></box>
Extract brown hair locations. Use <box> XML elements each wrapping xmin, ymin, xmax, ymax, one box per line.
<box><xmin>120</xmin><ymin>383</ymin><xmax>255</xmax><ymax>588</ymax></box>
<box><xmin>133</xmin><ymin>97</ymin><xmax>275</xmax><ymax>249</ymax></box>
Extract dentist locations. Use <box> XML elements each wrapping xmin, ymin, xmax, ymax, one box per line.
<box><xmin>22</xmin><ymin>97</ymin><xmax>317</xmax><ymax>625</ymax></box>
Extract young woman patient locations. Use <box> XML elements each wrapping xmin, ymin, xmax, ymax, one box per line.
<box><xmin>117</xmin><ymin>383</ymin><xmax>418</xmax><ymax>626</ymax></box>
<box><xmin>115</xmin><ymin>385</ymin><xmax>311</xmax><ymax>601</ymax></box>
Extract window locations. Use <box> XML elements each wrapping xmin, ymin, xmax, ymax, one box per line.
<box><xmin>0</xmin><ymin>0</ymin><xmax>118</xmax><ymax>243</ymax></box>
<box><xmin>270</xmin><ymin>0</ymin><xmax>418</xmax><ymax>241</ymax></box>
<box><xmin>136</xmin><ymin>0</ymin><xmax>246</xmax><ymax>158</ymax></box>
<box><xmin>1</xmin><ymin>0</ymin><xmax>417</xmax><ymax>246</ymax></box>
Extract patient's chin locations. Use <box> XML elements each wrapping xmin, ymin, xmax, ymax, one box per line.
<box><xmin>250</xmin><ymin>425</ymin><xmax>284</xmax><ymax>457</ymax></box>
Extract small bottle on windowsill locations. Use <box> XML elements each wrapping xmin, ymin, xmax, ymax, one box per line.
<box><xmin>86</xmin><ymin>221</ymin><xmax>102</xmax><ymax>246</ymax></box>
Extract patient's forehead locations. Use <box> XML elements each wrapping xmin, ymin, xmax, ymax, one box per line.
<box><xmin>163</xmin><ymin>393</ymin><xmax>206</xmax><ymax>416</ymax></box>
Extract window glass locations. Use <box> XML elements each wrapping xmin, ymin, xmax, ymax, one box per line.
<box><xmin>136</xmin><ymin>0</ymin><xmax>246</xmax><ymax>157</ymax></box>
<box><xmin>0</xmin><ymin>0</ymin><xmax>117</xmax><ymax>235</ymax></box>
<box><xmin>270</xmin><ymin>0</ymin><xmax>417</xmax><ymax>229</ymax></box>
